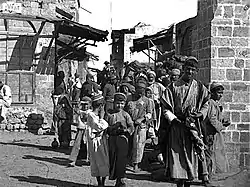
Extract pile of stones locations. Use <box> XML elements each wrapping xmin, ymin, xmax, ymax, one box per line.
<box><xmin>0</xmin><ymin>107</ymin><xmax>50</xmax><ymax>134</ymax></box>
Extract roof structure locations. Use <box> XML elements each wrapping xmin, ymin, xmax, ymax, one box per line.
<box><xmin>0</xmin><ymin>12</ymin><xmax>108</xmax><ymax>63</ymax></box>
<box><xmin>0</xmin><ymin>13</ymin><xmax>109</xmax><ymax>42</ymax></box>
<box><xmin>130</xmin><ymin>25</ymin><xmax>174</xmax><ymax>53</ymax></box>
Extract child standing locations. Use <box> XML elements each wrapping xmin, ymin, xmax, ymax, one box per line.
<box><xmin>105</xmin><ymin>93</ymin><xmax>134</xmax><ymax>187</ymax></box>
<box><xmin>86</xmin><ymin>92</ymin><xmax>109</xmax><ymax>187</ymax></box>
<box><xmin>69</xmin><ymin>96</ymin><xmax>92</xmax><ymax>167</ymax></box>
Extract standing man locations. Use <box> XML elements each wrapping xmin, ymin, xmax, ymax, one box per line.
<box><xmin>147</xmin><ymin>71</ymin><xmax>165</xmax><ymax>131</ymax></box>
<box><xmin>126</xmin><ymin>81</ymin><xmax>152</xmax><ymax>172</ymax></box>
<box><xmin>103</xmin><ymin>75</ymin><xmax>117</xmax><ymax>114</ymax></box>
<box><xmin>202</xmin><ymin>82</ymin><xmax>230</xmax><ymax>178</ymax></box>
<box><xmin>160</xmin><ymin>56</ymin><xmax>210</xmax><ymax>187</ymax></box>
<box><xmin>0</xmin><ymin>81</ymin><xmax>12</xmax><ymax>123</ymax></box>
<box><xmin>80</xmin><ymin>73</ymin><xmax>100</xmax><ymax>99</ymax></box>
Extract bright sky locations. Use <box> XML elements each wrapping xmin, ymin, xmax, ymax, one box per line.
<box><xmin>78</xmin><ymin>0</ymin><xmax>198</xmax><ymax>68</ymax></box>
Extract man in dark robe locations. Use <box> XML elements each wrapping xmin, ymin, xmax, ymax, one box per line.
<box><xmin>106</xmin><ymin>93</ymin><xmax>134</xmax><ymax>187</ymax></box>
<box><xmin>202</xmin><ymin>82</ymin><xmax>230</xmax><ymax>179</ymax></box>
<box><xmin>80</xmin><ymin>74</ymin><xmax>100</xmax><ymax>99</ymax></box>
<box><xmin>54</xmin><ymin>94</ymin><xmax>73</xmax><ymax>148</ymax></box>
<box><xmin>160</xmin><ymin>56</ymin><xmax>210</xmax><ymax>187</ymax></box>
<box><xmin>103</xmin><ymin>75</ymin><xmax>117</xmax><ymax>114</ymax></box>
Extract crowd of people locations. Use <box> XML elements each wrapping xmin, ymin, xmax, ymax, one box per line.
<box><xmin>52</xmin><ymin>57</ymin><xmax>230</xmax><ymax>187</ymax></box>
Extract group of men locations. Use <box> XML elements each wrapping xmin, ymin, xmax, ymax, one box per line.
<box><xmin>52</xmin><ymin>56</ymin><xmax>229</xmax><ymax>187</ymax></box>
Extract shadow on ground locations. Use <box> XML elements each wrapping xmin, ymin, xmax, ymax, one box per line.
<box><xmin>22</xmin><ymin>155</ymin><xmax>90</xmax><ymax>167</ymax></box>
<box><xmin>23</xmin><ymin>155</ymin><xmax>71</xmax><ymax>166</ymax></box>
<box><xmin>11</xmin><ymin>175</ymin><xmax>109</xmax><ymax>187</ymax></box>
<box><xmin>0</xmin><ymin>141</ymin><xmax>71</xmax><ymax>155</ymax></box>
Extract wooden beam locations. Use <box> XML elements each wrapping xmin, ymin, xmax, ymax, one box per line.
<box><xmin>4</xmin><ymin>19</ymin><xmax>8</xmax><ymax>31</ymax></box>
<box><xmin>43</xmin><ymin>21</ymin><xmax>62</xmax><ymax>60</ymax></box>
<box><xmin>27</xmin><ymin>20</ymin><xmax>37</xmax><ymax>33</ymax></box>
<box><xmin>149</xmin><ymin>39</ymin><xmax>163</xmax><ymax>55</ymax></box>
<box><xmin>142</xmin><ymin>50</ymin><xmax>155</xmax><ymax>62</ymax></box>
<box><xmin>56</xmin><ymin>7</ymin><xmax>73</xmax><ymax>20</ymax></box>
<box><xmin>56</xmin><ymin>40</ymin><xmax>87</xmax><ymax>59</ymax></box>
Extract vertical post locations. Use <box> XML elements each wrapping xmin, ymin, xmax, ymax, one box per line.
<box><xmin>148</xmin><ymin>40</ymin><xmax>150</xmax><ymax>66</ymax></box>
<box><xmin>54</xmin><ymin>24</ymin><xmax>58</xmax><ymax>90</ymax></box>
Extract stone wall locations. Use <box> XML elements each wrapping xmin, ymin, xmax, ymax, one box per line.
<box><xmin>176</xmin><ymin>0</ymin><xmax>250</xmax><ymax>170</ymax></box>
<box><xmin>0</xmin><ymin>0</ymin><xmax>78</xmax><ymax>130</ymax></box>
<box><xmin>209</xmin><ymin>0</ymin><xmax>250</xmax><ymax>170</ymax></box>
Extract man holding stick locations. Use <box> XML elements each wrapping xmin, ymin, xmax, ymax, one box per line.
<box><xmin>160</xmin><ymin>56</ymin><xmax>210</xmax><ymax>187</ymax></box>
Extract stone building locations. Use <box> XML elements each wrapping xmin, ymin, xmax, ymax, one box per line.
<box><xmin>0</xmin><ymin>0</ymin><xmax>108</xmax><ymax>129</ymax></box>
<box><xmin>111</xmin><ymin>22</ymin><xmax>164</xmax><ymax>71</ymax></box>
<box><xmin>176</xmin><ymin>0</ymin><xmax>250</xmax><ymax>170</ymax></box>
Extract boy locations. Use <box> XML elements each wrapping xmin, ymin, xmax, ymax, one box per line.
<box><xmin>68</xmin><ymin>96</ymin><xmax>92</xmax><ymax>167</ymax></box>
<box><xmin>106</xmin><ymin>93</ymin><xmax>134</xmax><ymax>187</ymax></box>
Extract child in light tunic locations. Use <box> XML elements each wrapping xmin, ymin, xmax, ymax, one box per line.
<box><xmin>86</xmin><ymin>93</ymin><xmax>109</xmax><ymax>187</ymax></box>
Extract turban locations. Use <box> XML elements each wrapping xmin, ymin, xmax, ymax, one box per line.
<box><xmin>81</xmin><ymin>96</ymin><xmax>92</xmax><ymax>104</ymax></box>
<box><xmin>147</xmin><ymin>71</ymin><xmax>156</xmax><ymax>77</ymax></box>
<box><xmin>210</xmin><ymin>82</ymin><xmax>224</xmax><ymax>92</ymax></box>
<box><xmin>171</xmin><ymin>68</ymin><xmax>181</xmax><ymax>75</ymax></box>
<box><xmin>114</xmin><ymin>92</ymin><xmax>127</xmax><ymax>102</ymax></box>
<box><xmin>92</xmin><ymin>92</ymin><xmax>104</xmax><ymax>102</ymax></box>
<box><xmin>184</xmin><ymin>56</ymin><xmax>198</xmax><ymax>68</ymax></box>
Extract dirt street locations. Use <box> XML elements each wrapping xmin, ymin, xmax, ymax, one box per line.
<box><xmin>0</xmin><ymin>132</ymin><xmax>249</xmax><ymax>187</ymax></box>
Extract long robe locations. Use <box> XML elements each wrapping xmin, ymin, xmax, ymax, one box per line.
<box><xmin>202</xmin><ymin>99</ymin><xmax>228</xmax><ymax>177</ymax></box>
<box><xmin>86</xmin><ymin>111</ymin><xmax>109</xmax><ymax>177</ymax></box>
<box><xmin>105</xmin><ymin>110</ymin><xmax>134</xmax><ymax>180</ymax></box>
<box><xmin>54</xmin><ymin>95</ymin><xmax>73</xmax><ymax>147</ymax></box>
<box><xmin>149</xmin><ymin>82</ymin><xmax>165</xmax><ymax>130</ymax></box>
<box><xmin>160</xmin><ymin>78</ymin><xmax>209</xmax><ymax>181</ymax></box>
<box><xmin>103</xmin><ymin>83</ymin><xmax>116</xmax><ymax>113</ymax></box>
<box><xmin>127</xmin><ymin>96</ymin><xmax>152</xmax><ymax>164</ymax></box>
<box><xmin>0</xmin><ymin>84</ymin><xmax>12</xmax><ymax>121</ymax></box>
<box><xmin>69</xmin><ymin>109</ymin><xmax>90</xmax><ymax>162</ymax></box>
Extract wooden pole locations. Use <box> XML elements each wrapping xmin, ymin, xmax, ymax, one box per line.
<box><xmin>148</xmin><ymin>40</ymin><xmax>150</xmax><ymax>66</ymax></box>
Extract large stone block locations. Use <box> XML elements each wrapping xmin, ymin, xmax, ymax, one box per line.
<box><xmin>241</xmin><ymin>112</ymin><xmax>250</xmax><ymax>122</ymax></box>
<box><xmin>236</xmin><ymin>48</ymin><xmax>250</xmax><ymax>58</ymax></box>
<box><xmin>218</xmin><ymin>47</ymin><xmax>235</xmax><ymax>57</ymax></box>
<box><xmin>239</xmin><ymin>143</ymin><xmax>250</xmax><ymax>153</ymax></box>
<box><xmin>229</xmin><ymin>104</ymin><xmax>246</xmax><ymax>110</ymax></box>
<box><xmin>232</xmin><ymin>131</ymin><xmax>240</xmax><ymax>142</ymax></box>
<box><xmin>245</xmin><ymin>60</ymin><xmax>250</xmax><ymax>68</ymax></box>
<box><xmin>238</xmin><ymin>124</ymin><xmax>250</xmax><ymax>131</ymax></box>
<box><xmin>226</xmin><ymin>69</ymin><xmax>242</xmax><ymax>80</ymax></box>
<box><xmin>245</xmin><ymin>154</ymin><xmax>250</xmax><ymax>167</ymax></box>
<box><xmin>224</xmin><ymin>5</ymin><xmax>234</xmax><ymax>18</ymax></box>
<box><xmin>215</xmin><ymin>5</ymin><xmax>223</xmax><ymax>17</ymax></box>
<box><xmin>235</xmin><ymin>59</ymin><xmax>245</xmax><ymax>68</ymax></box>
<box><xmin>233</xmin><ymin>27</ymin><xmax>249</xmax><ymax>37</ymax></box>
<box><xmin>211</xmin><ymin>37</ymin><xmax>230</xmax><ymax>46</ymax></box>
<box><xmin>233</xmin><ymin>92</ymin><xmax>250</xmax><ymax>103</ymax></box>
<box><xmin>232</xmin><ymin>112</ymin><xmax>240</xmax><ymax>122</ymax></box>
<box><xmin>217</xmin><ymin>26</ymin><xmax>232</xmax><ymax>36</ymax></box>
<box><xmin>212</xmin><ymin>18</ymin><xmax>233</xmax><ymax>25</ymax></box>
<box><xmin>244</xmin><ymin>69</ymin><xmax>250</xmax><ymax>81</ymax></box>
<box><xmin>231</xmin><ymin>38</ymin><xmax>248</xmax><ymax>47</ymax></box>
<box><xmin>215</xmin><ymin>59</ymin><xmax>234</xmax><ymax>67</ymax></box>
<box><xmin>223</xmin><ymin>131</ymin><xmax>232</xmax><ymax>142</ymax></box>
<box><xmin>240</xmin><ymin>132</ymin><xmax>250</xmax><ymax>142</ymax></box>
<box><xmin>231</xmin><ymin>82</ymin><xmax>248</xmax><ymax>91</ymax></box>
<box><xmin>234</xmin><ymin>19</ymin><xmax>241</xmax><ymax>25</ymax></box>
<box><xmin>211</xmin><ymin>68</ymin><xmax>225</xmax><ymax>80</ymax></box>
<box><xmin>221</xmin><ymin>91</ymin><xmax>233</xmax><ymax>102</ymax></box>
